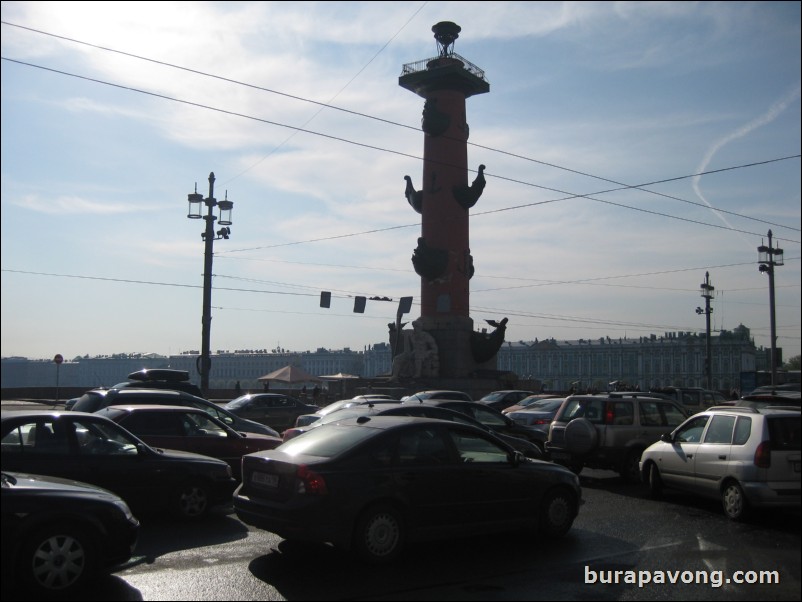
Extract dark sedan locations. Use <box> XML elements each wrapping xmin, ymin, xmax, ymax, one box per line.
<box><xmin>69</xmin><ymin>388</ymin><xmax>280</xmax><ymax>437</ymax></box>
<box><xmin>282</xmin><ymin>403</ymin><xmax>543</xmax><ymax>459</ymax></box>
<box><xmin>2</xmin><ymin>471</ymin><xmax>139</xmax><ymax>596</ymax></box>
<box><xmin>224</xmin><ymin>394</ymin><xmax>320</xmax><ymax>431</ymax></box>
<box><xmin>1</xmin><ymin>410</ymin><xmax>236</xmax><ymax>520</ymax></box>
<box><xmin>400</xmin><ymin>398</ymin><xmax>548</xmax><ymax>453</ymax></box>
<box><xmin>97</xmin><ymin>405</ymin><xmax>282</xmax><ymax>479</ymax></box>
<box><xmin>235</xmin><ymin>416</ymin><xmax>582</xmax><ymax>564</ymax></box>
<box><xmin>505</xmin><ymin>398</ymin><xmax>566</xmax><ymax>433</ymax></box>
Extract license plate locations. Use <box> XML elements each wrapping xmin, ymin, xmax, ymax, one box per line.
<box><xmin>252</xmin><ymin>471</ymin><xmax>279</xmax><ymax>487</ymax></box>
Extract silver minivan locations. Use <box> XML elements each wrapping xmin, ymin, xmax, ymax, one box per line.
<box><xmin>640</xmin><ymin>406</ymin><xmax>801</xmax><ymax>520</ymax></box>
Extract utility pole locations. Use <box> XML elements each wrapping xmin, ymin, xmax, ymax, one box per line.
<box><xmin>696</xmin><ymin>272</ymin><xmax>714</xmax><ymax>389</ymax></box>
<box><xmin>186</xmin><ymin>172</ymin><xmax>233</xmax><ymax>395</ymax></box>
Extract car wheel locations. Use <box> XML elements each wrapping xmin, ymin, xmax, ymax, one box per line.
<box><xmin>539</xmin><ymin>488</ymin><xmax>577</xmax><ymax>537</ymax></box>
<box><xmin>619</xmin><ymin>449</ymin><xmax>643</xmax><ymax>483</ymax></box>
<box><xmin>721</xmin><ymin>481</ymin><xmax>749</xmax><ymax>521</ymax></box>
<box><xmin>174</xmin><ymin>481</ymin><xmax>210</xmax><ymax>520</ymax></box>
<box><xmin>353</xmin><ymin>504</ymin><xmax>404</xmax><ymax>564</ymax></box>
<box><xmin>647</xmin><ymin>463</ymin><xmax>663</xmax><ymax>499</ymax></box>
<box><xmin>21</xmin><ymin>525</ymin><xmax>97</xmax><ymax>594</ymax></box>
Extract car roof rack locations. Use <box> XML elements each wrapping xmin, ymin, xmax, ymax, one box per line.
<box><xmin>709</xmin><ymin>406</ymin><xmax>759</xmax><ymax>413</ymax></box>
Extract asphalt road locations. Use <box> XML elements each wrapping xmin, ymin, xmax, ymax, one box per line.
<box><xmin>3</xmin><ymin>469</ymin><xmax>799</xmax><ymax>601</ymax></box>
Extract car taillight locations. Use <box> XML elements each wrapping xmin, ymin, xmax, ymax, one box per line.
<box><xmin>533</xmin><ymin>419</ymin><xmax>550</xmax><ymax>425</ymax></box>
<box><xmin>754</xmin><ymin>441</ymin><xmax>771</xmax><ymax>469</ymax></box>
<box><xmin>297</xmin><ymin>465</ymin><xmax>328</xmax><ymax>495</ymax></box>
<box><xmin>283</xmin><ymin>429</ymin><xmax>300</xmax><ymax>442</ymax></box>
<box><xmin>605</xmin><ymin>406</ymin><xmax>614</xmax><ymax>425</ymax></box>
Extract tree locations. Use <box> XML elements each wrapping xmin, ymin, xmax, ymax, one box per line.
<box><xmin>783</xmin><ymin>355</ymin><xmax>801</xmax><ymax>370</ymax></box>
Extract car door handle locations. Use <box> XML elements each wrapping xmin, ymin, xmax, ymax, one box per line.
<box><xmin>686</xmin><ymin>454</ymin><xmax>693</xmax><ymax>459</ymax></box>
<box><xmin>718</xmin><ymin>455</ymin><xmax>727</xmax><ymax>460</ymax></box>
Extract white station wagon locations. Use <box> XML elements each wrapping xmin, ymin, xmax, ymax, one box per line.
<box><xmin>640</xmin><ymin>406</ymin><xmax>801</xmax><ymax>520</ymax></box>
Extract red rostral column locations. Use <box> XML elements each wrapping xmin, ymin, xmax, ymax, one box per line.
<box><xmin>400</xmin><ymin>22</ymin><xmax>490</xmax><ymax>378</ymax></box>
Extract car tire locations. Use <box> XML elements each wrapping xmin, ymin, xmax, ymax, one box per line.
<box><xmin>564</xmin><ymin>418</ymin><xmax>598</xmax><ymax>455</ymax></box>
<box><xmin>646</xmin><ymin>462</ymin><xmax>663</xmax><ymax>498</ymax></box>
<box><xmin>539</xmin><ymin>488</ymin><xmax>577</xmax><ymax>537</ymax></box>
<box><xmin>721</xmin><ymin>481</ymin><xmax>749</xmax><ymax>521</ymax></box>
<box><xmin>174</xmin><ymin>481</ymin><xmax>210</xmax><ymax>520</ymax></box>
<box><xmin>353</xmin><ymin>504</ymin><xmax>405</xmax><ymax>564</ymax></box>
<box><xmin>619</xmin><ymin>449</ymin><xmax>643</xmax><ymax>483</ymax></box>
<box><xmin>21</xmin><ymin>524</ymin><xmax>98</xmax><ymax>595</ymax></box>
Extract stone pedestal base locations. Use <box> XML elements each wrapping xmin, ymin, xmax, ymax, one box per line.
<box><xmin>416</xmin><ymin>315</ymin><xmax>497</xmax><ymax>378</ymax></box>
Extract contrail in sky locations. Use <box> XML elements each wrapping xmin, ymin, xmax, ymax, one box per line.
<box><xmin>692</xmin><ymin>84</ymin><xmax>801</xmax><ymax>239</ymax></box>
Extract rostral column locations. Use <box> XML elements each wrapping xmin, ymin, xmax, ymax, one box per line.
<box><xmin>400</xmin><ymin>22</ymin><xmax>504</xmax><ymax>378</ymax></box>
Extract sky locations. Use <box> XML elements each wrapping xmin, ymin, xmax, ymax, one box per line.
<box><xmin>1</xmin><ymin>1</ymin><xmax>800</xmax><ymax>364</ymax></box>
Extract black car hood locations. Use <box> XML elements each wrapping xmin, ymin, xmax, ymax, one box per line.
<box><xmin>3</xmin><ymin>471</ymin><xmax>120</xmax><ymax>498</ymax></box>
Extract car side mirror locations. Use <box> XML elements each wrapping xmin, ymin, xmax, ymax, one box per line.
<box><xmin>660</xmin><ymin>433</ymin><xmax>673</xmax><ymax>443</ymax></box>
<box><xmin>510</xmin><ymin>450</ymin><xmax>525</xmax><ymax>466</ymax></box>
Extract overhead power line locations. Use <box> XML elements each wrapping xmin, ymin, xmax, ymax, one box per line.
<box><xmin>1</xmin><ymin>18</ymin><xmax>800</xmax><ymax>236</ymax></box>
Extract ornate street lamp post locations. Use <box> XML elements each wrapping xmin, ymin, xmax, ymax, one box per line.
<box><xmin>187</xmin><ymin>172</ymin><xmax>233</xmax><ymax>395</ymax></box>
<box><xmin>696</xmin><ymin>272</ymin><xmax>714</xmax><ymax>389</ymax></box>
<box><xmin>757</xmin><ymin>230</ymin><xmax>784</xmax><ymax>387</ymax></box>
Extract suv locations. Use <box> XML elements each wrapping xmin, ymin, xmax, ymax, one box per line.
<box><xmin>640</xmin><ymin>406</ymin><xmax>801</xmax><ymax>520</ymax></box>
<box><xmin>68</xmin><ymin>388</ymin><xmax>279</xmax><ymax>437</ymax></box>
<box><xmin>546</xmin><ymin>394</ymin><xmax>688</xmax><ymax>482</ymax></box>
<box><xmin>112</xmin><ymin>368</ymin><xmax>204</xmax><ymax>398</ymax></box>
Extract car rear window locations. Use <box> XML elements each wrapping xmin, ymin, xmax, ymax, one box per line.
<box><xmin>767</xmin><ymin>417</ymin><xmax>801</xmax><ymax>451</ymax></box>
<box><xmin>71</xmin><ymin>393</ymin><xmax>104</xmax><ymax>412</ymax></box>
<box><xmin>559</xmin><ymin>399</ymin><xmax>606</xmax><ymax>424</ymax></box>
<box><xmin>277</xmin><ymin>423</ymin><xmax>378</xmax><ymax>458</ymax></box>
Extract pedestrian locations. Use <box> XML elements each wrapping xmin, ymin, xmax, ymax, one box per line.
<box><xmin>313</xmin><ymin>384</ymin><xmax>320</xmax><ymax>403</ymax></box>
<box><xmin>234</xmin><ymin>381</ymin><xmax>241</xmax><ymax>396</ymax></box>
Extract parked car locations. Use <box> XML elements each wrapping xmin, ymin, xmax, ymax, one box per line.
<box><xmin>69</xmin><ymin>388</ymin><xmax>279</xmax><ymax>437</ymax></box>
<box><xmin>640</xmin><ymin>406</ymin><xmax>801</xmax><ymax>520</ymax></box>
<box><xmin>546</xmin><ymin>394</ymin><xmax>688</xmax><ymax>481</ymax></box>
<box><xmin>506</xmin><ymin>398</ymin><xmax>567</xmax><ymax>433</ymax></box>
<box><xmin>113</xmin><ymin>368</ymin><xmax>204</xmax><ymax>398</ymax></box>
<box><xmin>649</xmin><ymin>387</ymin><xmax>729</xmax><ymax>412</ymax></box>
<box><xmin>502</xmin><ymin>394</ymin><xmax>560</xmax><ymax>415</ymax></box>
<box><xmin>291</xmin><ymin>396</ymin><xmax>401</xmax><ymax>429</ymax></box>
<box><xmin>736</xmin><ymin>392</ymin><xmax>801</xmax><ymax>409</ymax></box>
<box><xmin>2</xmin><ymin>471</ymin><xmax>140</xmax><ymax>596</ymax></box>
<box><xmin>400</xmin><ymin>398</ymin><xmax>547</xmax><ymax>453</ymax></box>
<box><xmin>97</xmin><ymin>405</ymin><xmax>282</xmax><ymax>479</ymax></box>
<box><xmin>234</xmin><ymin>416</ymin><xmax>582</xmax><ymax>563</ymax></box>
<box><xmin>282</xmin><ymin>403</ymin><xmax>543</xmax><ymax>459</ymax></box>
<box><xmin>224</xmin><ymin>394</ymin><xmax>320</xmax><ymax>431</ymax></box>
<box><xmin>477</xmin><ymin>390</ymin><xmax>535</xmax><ymax>412</ymax></box>
<box><xmin>401</xmin><ymin>390</ymin><xmax>473</xmax><ymax>402</ymax></box>
<box><xmin>1</xmin><ymin>410</ymin><xmax>236</xmax><ymax>520</ymax></box>
<box><xmin>750</xmin><ymin>383</ymin><xmax>801</xmax><ymax>394</ymax></box>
